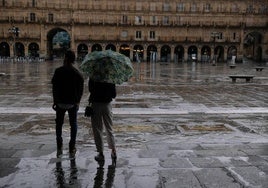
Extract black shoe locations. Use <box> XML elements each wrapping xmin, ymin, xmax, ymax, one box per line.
<box><xmin>56</xmin><ymin>147</ymin><xmax>63</xmax><ymax>158</ymax></box>
<box><xmin>95</xmin><ymin>153</ymin><xmax>105</xmax><ymax>162</ymax></box>
<box><xmin>69</xmin><ymin>145</ymin><xmax>76</xmax><ymax>158</ymax></box>
<box><xmin>111</xmin><ymin>152</ymin><xmax>117</xmax><ymax>166</ymax></box>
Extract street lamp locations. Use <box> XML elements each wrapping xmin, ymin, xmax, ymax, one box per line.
<box><xmin>211</xmin><ymin>31</ymin><xmax>220</xmax><ymax>65</ymax></box>
<box><xmin>8</xmin><ymin>26</ymin><xmax>20</xmax><ymax>58</ymax></box>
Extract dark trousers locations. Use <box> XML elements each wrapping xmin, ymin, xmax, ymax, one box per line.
<box><xmin>55</xmin><ymin>105</ymin><xmax>78</xmax><ymax>148</ymax></box>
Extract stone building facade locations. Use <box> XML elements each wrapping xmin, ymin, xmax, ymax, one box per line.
<box><xmin>0</xmin><ymin>0</ymin><xmax>267</xmax><ymax>62</ymax></box>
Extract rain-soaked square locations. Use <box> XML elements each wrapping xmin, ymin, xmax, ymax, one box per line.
<box><xmin>0</xmin><ymin>60</ymin><xmax>267</xmax><ymax>187</ymax></box>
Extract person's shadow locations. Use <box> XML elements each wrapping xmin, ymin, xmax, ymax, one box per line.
<box><xmin>93</xmin><ymin>162</ymin><xmax>116</xmax><ymax>188</ymax></box>
<box><xmin>55</xmin><ymin>159</ymin><xmax>80</xmax><ymax>187</ymax></box>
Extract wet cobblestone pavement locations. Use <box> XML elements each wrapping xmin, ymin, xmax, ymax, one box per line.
<box><xmin>0</xmin><ymin>60</ymin><xmax>268</xmax><ymax>187</ymax></box>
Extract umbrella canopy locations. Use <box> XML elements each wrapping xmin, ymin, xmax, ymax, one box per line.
<box><xmin>80</xmin><ymin>50</ymin><xmax>134</xmax><ymax>84</ymax></box>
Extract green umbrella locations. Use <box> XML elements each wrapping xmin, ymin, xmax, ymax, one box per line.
<box><xmin>80</xmin><ymin>50</ymin><xmax>134</xmax><ymax>84</ymax></box>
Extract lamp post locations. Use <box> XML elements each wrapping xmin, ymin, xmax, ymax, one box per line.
<box><xmin>211</xmin><ymin>31</ymin><xmax>220</xmax><ymax>65</ymax></box>
<box><xmin>8</xmin><ymin>26</ymin><xmax>20</xmax><ymax>59</ymax></box>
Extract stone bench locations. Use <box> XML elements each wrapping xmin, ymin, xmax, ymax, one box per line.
<box><xmin>229</xmin><ymin>65</ymin><xmax>236</xmax><ymax>69</ymax></box>
<box><xmin>229</xmin><ymin>75</ymin><xmax>254</xmax><ymax>83</ymax></box>
<box><xmin>255</xmin><ymin>67</ymin><xmax>265</xmax><ymax>71</ymax></box>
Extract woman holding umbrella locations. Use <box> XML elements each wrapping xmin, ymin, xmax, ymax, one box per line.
<box><xmin>81</xmin><ymin>50</ymin><xmax>133</xmax><ymax>166</ymax></box>
<box><xmin>88</xmin><ymin>78</ymin><xmax>117</xmax><ymax>165</ymax></box>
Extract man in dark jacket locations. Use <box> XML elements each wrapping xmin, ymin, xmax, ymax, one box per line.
<box><xmin>88</xmin><ymin>79</ymin><xmax>117</xmax><ymax>165</ymax></box>
<box><xmin>52</xmin><ymin>50</ymin><xmax>84</xmax><ymax>157</ymax></box>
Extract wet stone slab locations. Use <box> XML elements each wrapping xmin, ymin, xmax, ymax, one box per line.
<box><xmin>193</xmin><ymin>168</ymin><xmax>242</xmax><ymax>188</ymax></box>
<box><xmin>159</xmin><ymin>169</ymin><xmax>202</xmax><ymax>188</ymax></box>
<box><xmin>228</xmin><ymin>166</ymin><xmax>268</xmax><ymax>187</ymax></box>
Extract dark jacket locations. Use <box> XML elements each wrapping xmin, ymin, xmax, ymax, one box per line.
<box><xmin>52</xmin><ymin>65</ymin><xmax>84</xmax><ymax>104</ymax></box>
<box><xmin>88</xmin><ymin>79</ymin><xmax>116</xmax><ymax>103</ymax></box>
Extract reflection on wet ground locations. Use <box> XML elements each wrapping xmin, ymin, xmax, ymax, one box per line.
<box><xmin>0</xmin><ymin>60</ymin><xmax>267</xmax><ymax>187</ymax></box>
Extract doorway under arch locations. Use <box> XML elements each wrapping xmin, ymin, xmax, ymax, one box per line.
<box><xmin>47</xmin><ymin>28</ymin><xmax>70</xmax><ymax>60</ymax></box>
<box><xmin>133</xmin><ymin>44</ymin><xmax>144</xmax><ymax>62</ymax></box>
<box><xmin>92</xmin><ymin>44</ymin><xmax>102</xmax><ymax>52</ymax></box>
<box><xmin>174</xmin><ymin>45</ymin><xmax>184</xmax><ymax>63</ymax></box>
<box><xmin>0</xmin><ymin>42</ymin><xmax>10</xmax><ymax>57</ymax></box>
<box><xmin>147</xmin><ymin>45</ymin><xmax>157</xmax><ymax>62</ymax></box>
<box><xmin>244</xmin><ymin>31</ymin><xmax>263</xmax><ymax>61</ymax></box>
<box><xmin>188</xmin><ymin>46</ymin><xmax>197</xmax><ymax>61</ymax></box>
<box><xmin>15</xmin><ymin>42</ymin><xmax>25</xmax><ymax>57</ymax></box>
<box><xmin>28</xmin><ymin>43</ymin><xmax>39</xmax><ymax>58</ymax></box>
<box><xmin>77</xmin><ymin>43</ymin><xmax>88</xmax><ymax>61</ymax></box>
<box><xmin>119</xmin><ymin>44</ymin><xmax>130</xmax><ymax>57</ymax></box>
<box><xmin>201</xmin><ymin>45</ymin><xmax>211</xmax><ymax>63</ymax></box>
<box><xmin>105</xmin><ymin>44</ymin><xmax>116</xmax><ymax>51</ymax></box>
<box><xmin>160</xmin><ymin>45</ymin><xmax>171</xmax><ymax>62</ymax></box>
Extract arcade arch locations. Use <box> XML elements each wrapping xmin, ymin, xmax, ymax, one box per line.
<box><xmin>160</xmin><ymin>45</ymin><xmax>171</xmax><ymax>62</ymax></box>
<box><xmin>244</xmin><ymin>31</ymin><xmax>263</xmax><ymax>61</ymax></box>
<box><xmin>77</xmin><ymin>43</ymin><xmax>88</xmax><ymax>60</ymax></box>
<box><xmin>47</xmin><ymin>28</ymin><xmax>70</xmax><ymax>59</ymax></box>
<box><xmin>0</xmin><ymin>42</ymin><xmax>10</xmax><ymax>57</ymax></box>
<box><xmin>119</xmin><ymin>44</ymin><xmax>130</xmax><ymax>57</ymax></box>
<box><xmin>133</xmin><ymin>44</ymin><xmax>144</xmax><ymax>62</ymax></box>
<box><xmin>28</xmin><ymin>43</ymin><xmax>39</xmax><ymax>58</ymax></box>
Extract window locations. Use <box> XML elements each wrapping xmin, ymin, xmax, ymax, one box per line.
<box><xmin>32</xmin><ymin>0</ymin><xmax>36</xmax><ymax>7</ymax></box>
<box><xmin>219</xmin><ymin>33</ymin><xmax>223</xmax><ymax>39</ymax></box>
<box><xmin>136</xmin><ymin>2</ymin><xmax>142</xmax><ymax>11</ymax></box>
<box><xmin>136</xmin><ymin>31</ymin><xmax>142</xmax><ymax>39</ymax></box>
<box><xmin>2</xmin><ymin>0</ymin><xmax>6</xmax><ymax>6</ymax></box>
<box><xmin>177</xmin><ymin>3</ymin><xmax>184</xmax><ymax>12</ymax></box>
<box><xmin>246</xmin><ymin>5</ymin><xmax>254</xmax><ymax>13</ymax></box>
<box><xmin>150</xmin><ymin>16</ymin><xmax>157</xmax><ymax>25</ymax></box>
<box><xmin>163</xmin><ymin>3</ymin><xmax>170</xmax><ymax>11</ymax></box>
<box><xmin>48</xmin><ymin>13</ymin><xmax>53</xmax><ymax>22</ymax></box>
<box><xmin>135</xmin><ymin>16</ymin><xmax>142</xmax><ymax>25</ymax></box>
<box><xmin>233</xmin><ymin>33</ymin><xmax>236</xmax><ymax>40</ymax></box>
<box><xmin>191</xmin><ymin>3</ymin><xmax>197</xmax><ymax>12</ymax></box>
<box><xmin>30</xmin><ymin>13</ymin><xmax>36</xmax><ymax>22</ymax></box>
<box><xmin>231</xmin><ymin>4</ymin><xmax>239</xmax><ymax>12</ymax></box>
<box><xmin>122</xmin><ymin>15</ymin><xmax>128</xmax><ymax>24</ymax></box>
<box><xmin>150</xmin><ymin>3</ymin><xmax>156</xmax><ymax>11</ymax></box>
<box><xmin>149</xmin><ymin>31</ymin><xmax>155</xmax><ymax>39</ymax></box>
<box><xmin>204</xmin><ymin>3</ymin><xmax>211</xmax><ymax>12</ymax></box>
<box><xmin>259</xmin><ymin>4</ymin><xmax>268</xmax><ymax>14</ymax></box>
<box><xmin>163</xmin><ymin>16</ymin><xmax>169</xmax><ymax>25</ymax></box>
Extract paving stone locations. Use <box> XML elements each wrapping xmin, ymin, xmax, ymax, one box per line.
<box><xmin>159</xmin><ymin>169</ymin><xmax>202</xmax><ymax>188</ymax></box>
<box><xmin>125</xmin><ymin>169</ymin><xmax>159</xmax><ymax>188</ymax></box>
<box><xmin>189</xmin><ymin>157</ymin><xmax>225</xmax><ymax>168</ymax></box>
<box><xmin>160</xmin><ymin>157</ymin><xmax>193</xmax><ymax>168</ymax></box>
<box><xmin>228</xmin><ymin>166</ymin><xmax>268</xmax><ymax>187</ymax></box>
<box><xmin>194</xmin><ymin>168</ymin><xmax>242</xmax><ymax>188</ymax></box>
<box><xmin>194</xmin><ymin>149</ymin><xmax>247</xmax><ymax>157</ymax></box>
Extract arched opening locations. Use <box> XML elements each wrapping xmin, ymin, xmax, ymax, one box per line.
<box><xmin>244</xmin><ymin>32</ymin><xmax>263</xmax><ymax>61</ymax></box>
<box><xmin>119</xmin><ymin>44</ymin><xmax>130</xmax><ymax>57</ymax></box>
<box><xmin>105</xmin><ymin>44</ymin><xmax>116</xmax><ymax>51</ymax></box>
<box><xmin>227</xmin><ymin>46</ymin><xmax>237</xmax><ymax>60</ymax></box>
<box><xmin>15</xmin><ymin>42</ymin><xmax>25</xmax><ymax>57</ymax></box>
<box><xmin>188</xmin><ymin>46</ymin><xmax>197</xmax><ymax>61</ymax></box>
<box><xmin>147</xmin><ymin>45</ymin><xmax>157</xmax><ymax>62</ymax></box>
<box><xmin>77</xmin><ymin>43</ymin><xmax>88</xmax><ymax>61</ymax></box>
<box><xmin>28</xmin><ymin>43</ymin><xmax>39</xmax><ymax>58</ymax></box>
<box><xmin>160</xmin><ymin>45</ymin><xmax>171</xmax><ymax>62</ymax></box>
<box><xmin>201</xmin><ymin>45</ymin><xmax>211</xmax><ymax>63</ymax></box>
<box><xmin>47</xmin><ymin>28</ymin><xmax>70</xmax><ymax>60</ymax></box>
<box><xmin>0</xmin><ymin>42</ymin><xmax>10</xmax><ymax>57</ymax></box>
<box><xmin>174</xmin><ymin>45</ymin><xmax>184</xmax><ymax>63</ymax></box>
<box><xmin>215</xmin><ymin>46</ymin><xmax>224</xmax><ymax>62</ymax></box>
<box><xmin>133</xmin><ymin>44</ymin><xmax>144</xmax><ymax>62</ymax></box>
<box><xmin>91</xmin><ymin>44</ymin><xmax>102</xmax><ymax>52</ymax></box>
